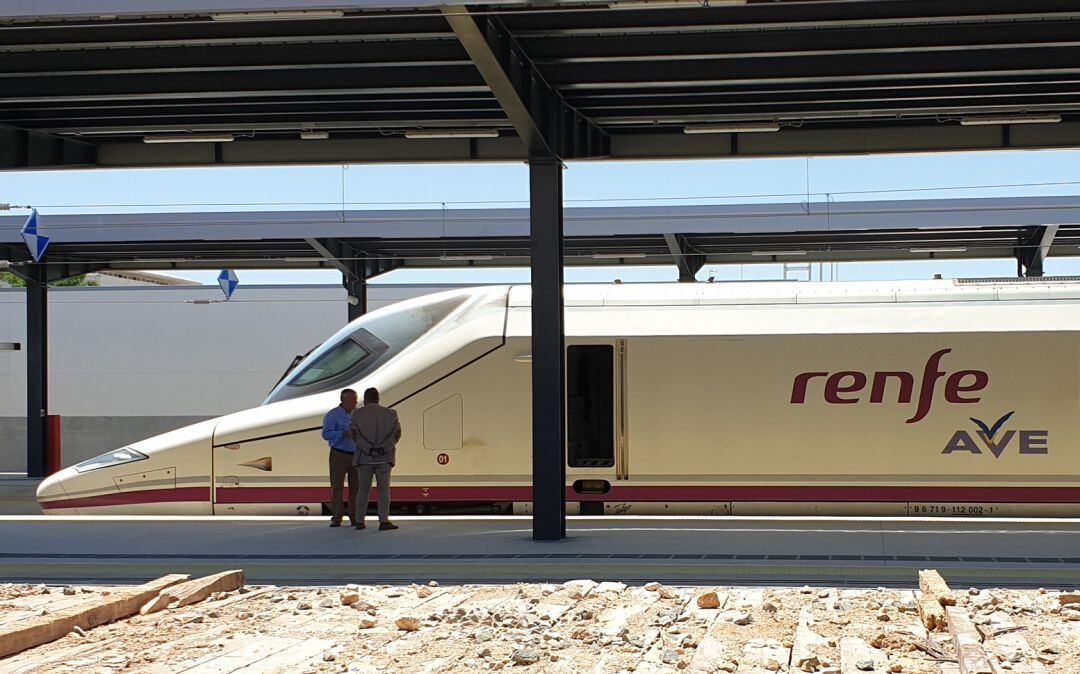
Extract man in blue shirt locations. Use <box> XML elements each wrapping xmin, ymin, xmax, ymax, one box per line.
<box><xmin>322</xmin><ymin>388</ymin><xmax>359</xmax><ymax>527</ymax></box>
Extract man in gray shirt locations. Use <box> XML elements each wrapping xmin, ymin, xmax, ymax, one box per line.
<box><xmin>350</xmin><ymin>387</ymin><xmax>401</xmax><ymax>530</ymax></box>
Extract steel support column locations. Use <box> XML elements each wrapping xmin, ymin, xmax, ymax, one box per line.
<box><xmin>1017</xmin><ymin>224</ymin><xmax>1059</xmax><ymax>277</ymax></box>
<box><xmin>443</xmin><ymin>3</ymin><xmax>607</xmax><ymax>540</ymax></box>
<box><xmin>530</xmin><ymin>158</ymin><xmax>566</xmax><ymax>541</ymax></box>
<box><xmin>25</xmin><ymin>266</ymin><xmax>48</xmax><ymax>477</ymax></box>
<box><xmin>663</xmin><ymin>233</ymin><xmax>705</xmax><ymax>283</ymax></box>
<box><xmin>344</xmin><ymin>274</ymin><xmax>367</xmax><ymax>323</ymax></box>
<box><xmin>307</xmin><ymin>238</ymin><xmax>402</xmax><ymax>323</ymax></box>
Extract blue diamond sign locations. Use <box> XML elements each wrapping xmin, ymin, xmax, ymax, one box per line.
<box><xmin>20</xmin><ymin>209</ymin><xmax>49</xmax><ymax>262</ymax></box>
<box><xmin>217</xmin><ymin>269</ymin><xmax>239</xmax><ymax>300</ymax></box>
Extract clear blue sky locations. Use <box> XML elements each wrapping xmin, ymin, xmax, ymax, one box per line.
<box><xmin>5</xmin><ymin>148</ymin><xmax>1080</xmax><ymax>285</ymax></box>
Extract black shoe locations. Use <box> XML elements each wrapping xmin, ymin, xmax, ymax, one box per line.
<box><xmin>355</xmin><ymin>521</ymin><xmax>366</xmax><ymax>530</ymax></box>
<box><xmin>329</xmin><ymin>519</ymin><xmax>342</xmax><ymax>528</ymax></box>
<box><xmin>379</xmin><ymin>521</ymin><xmax>399</xmax><ymax>531</ymax></box>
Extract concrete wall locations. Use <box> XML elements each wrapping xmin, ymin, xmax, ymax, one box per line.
<box><xmin>0</xmin><ymin>282</ymin><xmax>467</xmax><ymax>472</ymax></box>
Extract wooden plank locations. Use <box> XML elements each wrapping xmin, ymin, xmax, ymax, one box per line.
<box><xmin>228</xmin><ymin>637</ymin><xmax>336</xmax><ymax>674</ymax></box>
<box><xmin>403</xmin><ymin>591</ymin><xmax>523</xmax><ymax>673</ymax></box>
<box><xmin>172</xmin><ymin>636</ymin><xmax>300</xmax><ymax>674</ymax></box>
<box><xmin>920</xmin><ymin>570</ymin><xmax>957</xmax><ymax>607</ymax></box>
<box><xmin>213</xmin><ymin>585</ymin><xmax>278</xmax><ymax>608</ymax></box>
<box><xmin>533</xmin><ymin>585</ymin><xmax>594</xmax><ymax>624</ymax></box>
<box><xmin>0</xmin><ymin>637</ymin><xmax>116</xmax><ymax>673</ymax></box>
<box><xmin>789</xmin><ymin>607</ymin><xmax>828</xmax><ymax>673</ymax></box>
<box><xmin>918</xmin><ymin>592</ymin><xmax>948</xmax><ymax>631</ymax></box>
<box><xmin>142</xmin><ymin>570</ymin><xmax>245</xmax><ymax>615</ymax></box>
<box><xmin>686</xmin><ymin>609</ymin><xmax>732</xmax><ymax>673</ymax></box>
<box><xmin>597</xmin><ymin>587</ymin><xmax>660</xmax><ymax>635</ymax></box>
<box><xmin>981</xmin><ymin>611</ymin><xmax>1048</xmax><ymax>674</ymax></box>
<box><xmin>0</xmin><ymin>595</ymin><xmax>95</xmax><ymax>629</ymax></box>
<box><xmin>736</xmin><ymin>638</ymin><xmax>789</xmax><ymax>674</ymax></box>
<box><xmin>623</xmin><ymin>592</ymin><xmax>699</xmax><ymax>674</ymax></box>
<box><xmin>319</xmin><ymin>586</ymin><xmax>481</xmax><ymax>671</ymax></box>
<box><xmin>0</xmin><ymin>574</ymin><xmax>189</xmax><ymax>659</ymax></box>
<box><xmin>592</xmin><ymin>590</ymin><xmax>666</xmax><ymax>673</ymax></box>
<box><xmin>945</xmin><ymin>606</ymin><xmax>994</xmax><ymax>674</ymax></box>
<box><xmin>840</xmin><ymin>637</ymin><xmax>888</xmax><ymax>674</ymax></box>
<box><xmin>132</xmin><ymin>627</ymin><xmax>262</xmax><ymax>674</ymax></box>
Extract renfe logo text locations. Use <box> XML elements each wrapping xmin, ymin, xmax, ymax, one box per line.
<box><xmin>790</xmin><ymin>348</ymin><xmax>987</xmax><ymax>424</ymax></box>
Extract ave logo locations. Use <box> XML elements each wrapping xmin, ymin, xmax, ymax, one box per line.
<box><xmin>942</xmin><ymin>411</ymin><xmax>1048</xmax><ymax>457</ymax></box>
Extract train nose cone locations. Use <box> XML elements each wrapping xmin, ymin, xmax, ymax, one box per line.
<box><xmin>36</xmin><ymin>468</ymin><xmax>73</xmax><ymax>513</ymax></box>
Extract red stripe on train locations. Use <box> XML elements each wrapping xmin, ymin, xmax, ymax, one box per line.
<box><xmin>39</xmin><ymin>484</ymin><xmax>1080</xmax><ymax>510</ymax></box>
<box><xmin>39</xmin><ymin>486</ymin><xmax>210</xmax><ymax>510</ymax></box>
<box><xmin>213</xmin><ymin>485</ymin><xmax>1080</xmax><ymax>504</ymax></box>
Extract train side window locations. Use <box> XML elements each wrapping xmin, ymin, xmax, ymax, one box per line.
<box><xmin>567</xmin><ymin>345</ymin><xmax>615</xmax><ymax>468</ymax></box>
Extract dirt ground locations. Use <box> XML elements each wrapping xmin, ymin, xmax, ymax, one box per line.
<box><xmin>1</xmin><ymin>578</ymin><xmax>1078</xmax><ymax>673</ymax></box>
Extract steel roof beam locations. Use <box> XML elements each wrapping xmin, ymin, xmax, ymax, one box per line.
<box><xmin>441</xmin><ymin>5</ymin><xmax>607</xmax><ymax>160</ymax></box>
<box><xmin>308</xmin><ymin>236</ymin><xmax>404</xmax><ymax>321</ymax></box>
<box><xmin>524</xmin><ymin>21</ymin><xmax>1080</xmax><ymax>64</ymax></box>
<box><xmin>543</xmin><ymin>47</ymin><xmax>1080</xmax><ymax>90</ymax></box>
<box><xmin>574</xmin><ymin>90</ymin><xmax>1080</xmax><ymax>113</ymax></box>
<box><xmin>0</xmin><ymin>42</ymin><xmax>469</xmax><ymax>78</ymax></box>
<box><xmin>504</xmin><ymin>3</ymin><xmax>1080</xmax><ymax>37</ymax></box>
<box><xmin>0</xmin><ymin>25</ymin><xmax>454</xmax><ymax>53</ymax></box>
<box><xmin>663</xmin><ymin>233</ymin><xmax>704</xmax><ymax>283</ymax></box>
<box><xmin>564</xmin><ymin>77</ymin><xmax>1080</xmax><ymax>106</ymax></box>
<box><xmin>25</xmin><ymin>114</ymin><xmax>509</xmax><ymax>135</ymax></box>
<box><xmin>0</xmin><ymin>92</ymin><xmax>497</xmax><ymax>113</ymax></box>
<box><xmin>306</xmin><ymin>237</ymin><xmax>360</xmax><ymax>280</ymax></box>
<box><xmin>307</xmin><ymin>237</ymin><xmax>403</xmax><ymax>279</ymax></box>
<box><xmin>0</xmin><ymin>244</ymin><xmax>103</xmax><ymax>283</ymax></box>
<box><xmin>1018</xmin><ymin>224</ymin><xmax>1059</xmax><ymax>277</ymax></box>
<box><xmin>0</xmin><ymin>123</ymin><xmax>95</xmax><ymax>169</ymax></box>
<box><xmin>0</xmin><ymin>67</ymin><xmax>487</xmax><ymax>104</ymax></box>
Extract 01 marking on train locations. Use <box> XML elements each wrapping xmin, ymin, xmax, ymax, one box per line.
<box><xmin>941</xmin><ymin>411</ymin><xmax>1049</xmax><ymax>457</ymax></box>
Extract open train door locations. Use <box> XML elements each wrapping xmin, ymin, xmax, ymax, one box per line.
<box><xmin>566</xmin><ymin>340</ymin><xmax>627</xmax><ymax>514</ymax></box>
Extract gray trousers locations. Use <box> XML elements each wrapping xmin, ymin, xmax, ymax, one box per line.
<box><xmin>328</xmin><ymin>449</ymin><xmax>358</xmax><ymax>522</ymax></box>
<box><xmin>356</xmin><ymin>462</ymin><xmax>392</xmax><ymax>521</ymax></box>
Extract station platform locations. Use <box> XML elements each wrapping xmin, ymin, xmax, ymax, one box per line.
<box><xmin>1</xmin><ymin>515</ymin><xmax>1078</xmax><ymax>587</ymax></box>
<box><xmin>0</xmin><ymin>475</ymin><xmax>41</xmax><ymax>515</ymax></box>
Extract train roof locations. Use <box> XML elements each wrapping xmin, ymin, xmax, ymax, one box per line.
<box><xmin>507</xmin><ymin>277</ymin><xmax>1080</xmax><ymax>308</ymax></box>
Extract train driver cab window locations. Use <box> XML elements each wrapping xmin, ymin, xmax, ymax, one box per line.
<box><xmin>289</xmin><ymin>334</ymin><xmax>380</xmax><ymax>387</ymax></box>
<box><xmin>263</xmin><ymin>294</ymin><xmax>467</xmax><ymax>404</ymax></box>
<box><xmin>567</xmin><ymin>345</ymin><xmax>615</xmax><ymax>468</ymax></box>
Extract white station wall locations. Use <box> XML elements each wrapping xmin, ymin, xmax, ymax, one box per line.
<box><xmin>0</xmin><ymin>283</ymin><xmax>462</xmax><ymax>417</ymax></box>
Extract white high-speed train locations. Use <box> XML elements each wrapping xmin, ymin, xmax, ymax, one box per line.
<box><xmin>37</xmin><ymin>280</ymin><xmax>1080</xmax><ymax>517</ymax></box>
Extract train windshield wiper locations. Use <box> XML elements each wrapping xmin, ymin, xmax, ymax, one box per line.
<box><xmin>267</xmin><ymin>345</ymin><xmax>316</xmax><ymax>397</ymax></box>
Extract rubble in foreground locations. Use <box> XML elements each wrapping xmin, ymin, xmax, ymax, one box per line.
<box><xmin>0</xmin><ymin>572</ymin><xmax>1078</xmax><ymax>673</ymax></box>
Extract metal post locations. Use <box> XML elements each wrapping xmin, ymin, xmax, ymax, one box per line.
<box><xmin>344</xmin><ymin>272</ymin><xmax>367</xmax><ymax>323</ymax></box>
<box><xmin>25</xmin><ymin>266</ymin><xmax>48</xmax><ymax>478</ymax></box>
<box><xmin>530</xmin><ymin>158</ymin><xmax>566</xmax><ymax>541</ymax></box>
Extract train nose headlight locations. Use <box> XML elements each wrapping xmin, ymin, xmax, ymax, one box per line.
<box><xmin>72</xmin><ymin>447</ymin><xmax>148</xmax><ymax>473</ymax></box>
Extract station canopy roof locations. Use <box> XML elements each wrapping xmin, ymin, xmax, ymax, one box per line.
<box><xmin>4</xmin><ymin>0</ymin><xmax>1080</xmax><ymax>169</ymax></box>
<box><xmin>1</xmin><ymin>196</ymin><xmax>1077</xmax><ymax>276</ymax></box>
